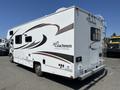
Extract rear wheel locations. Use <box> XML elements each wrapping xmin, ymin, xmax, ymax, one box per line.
<box><xmin>35</xmin><ymin>63</ymin><xmax>43</xmax><ymax>76</ymax></box>
<box><xmin>9</xmin><ymin>54</ymin><xmax>14</xmax><ymax>63</ymax></box>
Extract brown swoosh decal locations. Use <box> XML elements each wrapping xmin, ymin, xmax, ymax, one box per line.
<box><xmin>33</xmin><ymin>51</ymin><xmax>74</xmax><ymax>63</ymax></box>
<box><xmin>14</xmin><ymin>43</ymin><xmax>28</xmax><ymax>49</ymax></box>
<box><xmin>30</xmin><ymin>34</ymin><xmax>47</xmax><ymax>49</ymax></box>
<box><xmin>22</xmin><ymin>23</ymin><xmax>74</xmax><ymax>35</ymax></box>
<box><xmin>33</xmin><ymin>52</ymin><xmax>71</xmax><ymax>64</ymax></box>
<box><xmin>22</xmin><ymin>41</ymin><xmax>40</xmax><ymax>49</ymax></box>
<box><xmin>23</xmin><ymin>23</ymin><xmax>60</xmax><ymax>34</ymax></box>
<box><xmin>56</xmin><ymin>23</ymin><xmax>74</xmax><ymax>35</ymax></box>
<box><xmin>9</xmin><ymin>23</ymin><xmax>74</xmax><ymax>42</ymax></box>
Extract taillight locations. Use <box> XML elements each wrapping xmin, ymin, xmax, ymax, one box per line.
<box><xmin>76</xmin><ymin>56</ymin><xmax>82</xmax><ymax>62</ymax></box>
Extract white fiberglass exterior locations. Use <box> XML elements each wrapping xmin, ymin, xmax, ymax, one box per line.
<box><xmin>7</xmin><ymin>6</ymin><xmax>105</xmax><ymax>79</ymax></box>
<box><xmin>74</xmin><ymin>8</ymin><xmax>105</xmax><ymax>78</ymax></box>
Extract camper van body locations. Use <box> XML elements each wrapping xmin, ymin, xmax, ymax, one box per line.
<box><xmin>7</xmin><ymin>6</ymin><xmax>105</xmax><ymax>79</ymax></box>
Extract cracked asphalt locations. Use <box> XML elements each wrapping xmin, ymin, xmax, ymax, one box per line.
<box><xmin>0</xmin><ymin>56</ymin><xmax>120</xmax><ymax>90</ymax></box>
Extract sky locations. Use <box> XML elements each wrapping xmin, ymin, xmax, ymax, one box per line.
<box><xmin>0</xmin><ymin>0</ymin><xmax>119</xmax><ymax>38</ymax></box>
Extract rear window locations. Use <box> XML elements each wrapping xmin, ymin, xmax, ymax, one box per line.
<box><xmin>91</xmin><ymin>27</ymin><xmax>101</xmax><ymax>41</ymax></box>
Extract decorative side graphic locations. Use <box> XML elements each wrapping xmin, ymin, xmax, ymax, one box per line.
<box><xmin>30</xmin><ymin>35</ymin><xmax>47</xmax><ymax>49</ymax></box>
<box><xmin>33</xmin><ymin>51</ymin><xmax>74</xmax><ymax>63</ymax></box>
<box><xmin>13</xmin><ymin>23</ymin><xmax>74</xmax><ymax>49</ymax></box>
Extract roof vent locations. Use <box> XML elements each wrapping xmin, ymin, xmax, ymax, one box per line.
<box><xmin>95</xmin><ymin>15</ymin><xmax>104</xmax><ymax>21</ymax></box>
<box><xmin>55</xmin><ymin>7</ymin><xmax>67</xmax><ymax>13</ymax></box>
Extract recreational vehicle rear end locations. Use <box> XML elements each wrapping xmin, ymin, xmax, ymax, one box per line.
<box><xmin>7</xmin><ymin>6</ymin><xmax>105</xmax><ymax>79</ymax></box>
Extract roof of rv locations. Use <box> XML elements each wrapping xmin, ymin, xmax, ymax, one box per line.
<box><xmin>9</xmin><ymin>6</ymin><xmax>103</xmax><ymax>31</ymax></box>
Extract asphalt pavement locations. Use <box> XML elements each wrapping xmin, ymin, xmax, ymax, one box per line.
<box><xmin>0</xmin><ymin>56</ymin><xmax>120</xmax><ymax>90</ymax></box>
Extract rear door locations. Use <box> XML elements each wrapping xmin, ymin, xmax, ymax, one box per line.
<box><xmin>89</xmin><ymin>27</ymin><xmax>101</xmax><ymax>68</ymax></box>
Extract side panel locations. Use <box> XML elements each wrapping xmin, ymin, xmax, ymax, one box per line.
<box><xmin>13</xmin><ymin>8</ymin><xmax>75</xmax><ymax>78</ymax></box>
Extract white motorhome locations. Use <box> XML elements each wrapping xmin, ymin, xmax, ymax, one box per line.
<box><xmin>0</xmin><ymin>38</ymin><xmax>7</xmax><ymax>47</ymax></box>
<box><xmin>7</xmin><ymin>6</ymin><xmax>105</xmax><ymax>79</ymax></box>
<box><xmin>0</xmin><ymin>38</ymin><xmax>9</xmax><ymax>55</ymax></box>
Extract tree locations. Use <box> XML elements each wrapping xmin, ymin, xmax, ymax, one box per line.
<box><xmin>112</xmin><ymin>33</ymin><xmax>116</xmax><ymax>36</ymax></box>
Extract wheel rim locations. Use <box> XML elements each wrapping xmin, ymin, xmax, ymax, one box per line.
<box><xmin>35</xmin><ymin>65</ymin><xmax>41</xmax><ymax>73</ymax></box>
<box><xmin>9</xmin><ymin>55</ymin><xmax>13</xmax><ymax>62</ymax></box>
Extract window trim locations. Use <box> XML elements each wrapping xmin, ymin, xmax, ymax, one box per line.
<box><xmin>9</xmin><ymin>31</ymin><xmax>13</xmax><ymax>35</ymax></box>
<box><xmin>25</xmin><ymin>36</ymin><xmax>32</xmax><ymax>42</ymax></box>
<box><xmin>15</xmin><ymin>35</ymin><xmax>22</xmax><ymax>44</ymax></box>
<box><xmin>91</xmin><ymin>27</ymin><xmax>101</xmax><ymax>41</ymax></box>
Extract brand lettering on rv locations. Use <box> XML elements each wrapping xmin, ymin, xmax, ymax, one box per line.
<box><xmin>53</xmin><ymin>41</ymin><xmax>72</xmax><ymax>49</ymax></box>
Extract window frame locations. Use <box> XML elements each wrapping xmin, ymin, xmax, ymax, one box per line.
<box><xmin>25</xmin><ymin>36</ymin><xmax>32</xmax><ymax>42</ymax></box>
<box><xmin>9</xmin><ymin>31</ymin><xmax>13</xmax><ymax>35</ymax></box>
<box><xmin>15</xmin><ymin>35</ymin><xmax>22</xmax><ymax>44</ymax></box>
<box><xmin>91</xmin><ymin>27</ymin><xmax>101</xmax><ymax>41</ymax></box>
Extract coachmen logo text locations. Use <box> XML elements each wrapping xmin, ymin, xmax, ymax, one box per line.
<box><xmin>53</xmin><ymin>41</ymin><xmax>72</xmax><ymax>49</ymax></box>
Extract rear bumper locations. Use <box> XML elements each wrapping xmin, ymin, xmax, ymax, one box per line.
<box><xmin>79</xmin><ymin>65</ymin><xmax>105</xmax><ymax>80</ymax></box>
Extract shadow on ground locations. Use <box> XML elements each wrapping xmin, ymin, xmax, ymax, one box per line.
<box><xmin>17</xmin><ymin>64</ymin><xmax>107</xmax><ymax>90</ymax></box>
<box><xmin>44</xmin><ymin>69</ymin><xmax>107</xmax><ymax>90</ymax></box>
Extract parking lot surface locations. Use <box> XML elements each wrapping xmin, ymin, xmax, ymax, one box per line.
<box><xmin>0</xmin><ymin>56</ymin><xmax>120</xmax><ymax>90</ymax></box>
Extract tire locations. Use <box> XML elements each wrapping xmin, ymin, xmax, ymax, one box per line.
<box><xmin>9</xmin><ymin>54</ymin><xmax>14</xmax><ymax>63</ymax></box>
<box><xmin>35</xmin><ymin>64</ymin><xmax>43</xmax><ymax>76</ymax></box>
